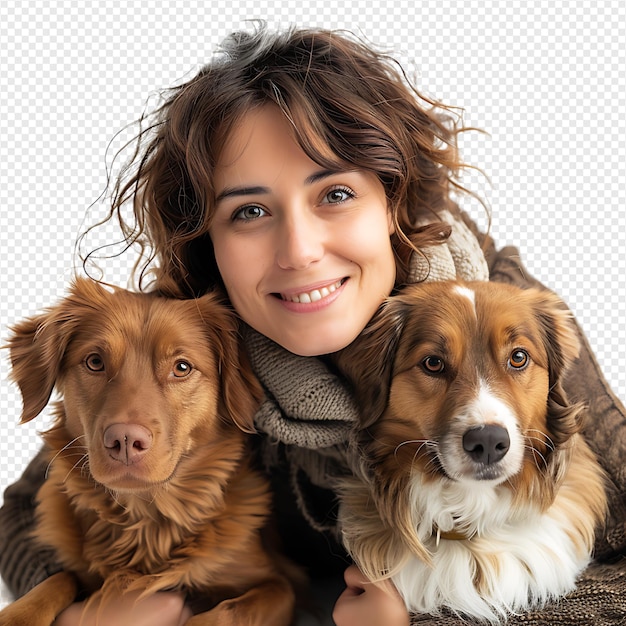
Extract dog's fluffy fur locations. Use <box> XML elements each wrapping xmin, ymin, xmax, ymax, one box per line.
<box><xmin>334</xmin><ymin>281</ymin><xmax>607</xmax><ymax>623</ymax></box>
<box><xmin>0</xmin><ymin>278</ymin><xmax>298</xmax><ymax>626</ymax></box>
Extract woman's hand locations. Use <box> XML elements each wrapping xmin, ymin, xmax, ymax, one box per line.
<box><xmin>333</xmin><ymin>565</ymin><xmax>410</xmax><ymax>626</ymax></box>
<box><xmin>53</xmin><ymin>589</ymin><xmax>193</xmax><ymax>626</ymax></box>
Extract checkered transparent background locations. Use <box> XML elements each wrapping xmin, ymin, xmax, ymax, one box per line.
<box><xmin>1</xmin><ymin>0</ymin><xmax>625</xmax><ymax>606</ymax></box>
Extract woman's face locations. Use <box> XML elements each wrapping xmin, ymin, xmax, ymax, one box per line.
<box><xmin>210</xmin><ymin>105</ymin><xmax>396</xmax><ymax>356</ymax></box>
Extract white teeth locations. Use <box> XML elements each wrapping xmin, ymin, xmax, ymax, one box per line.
<box><xmin>283</xmin><ymin>280</ymin><xmax>342</xmax><ymax>303</ymax></box>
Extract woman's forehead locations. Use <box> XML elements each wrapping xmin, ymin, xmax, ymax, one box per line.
<box><xmin>214</xmin><ymin>105</ymin><xmax>342</xmax><ymax>196</ymax></box>
<box><xmin>215</xmin><ymin>105</ymin><xmax>296</xmax><ymax>170</ymax></box>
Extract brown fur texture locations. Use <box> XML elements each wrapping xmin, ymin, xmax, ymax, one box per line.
<box><xmin>334</xmin><ymin>281</ymin><xmax>607</xmax><ymax>618</ymax></box>
<box><xmin>0</xmin><ymin>278</ymin><xmax>298</xmax><ymax>626</ymax></box>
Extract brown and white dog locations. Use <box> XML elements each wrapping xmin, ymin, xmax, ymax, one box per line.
<box><xmin>334</xmin><ymin>281</ymin><xmax>607</xmax><ymax>623</ymax></box>
<box><xmin>0</xmin><ymin>277</ymin><xmax>298</xmax><ymax>626</ymax></box>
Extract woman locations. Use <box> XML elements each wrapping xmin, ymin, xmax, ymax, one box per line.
<box><xmin>1</xmin><ymin>24</ymin><xmax>624</xmax><ymax>626</ymax></box>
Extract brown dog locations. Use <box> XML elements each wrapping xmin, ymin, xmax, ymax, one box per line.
<box><xmin>0</xmin><ymin>278</ymin><xmax>298</xmax><ymax>626</ymax></box>
<box><xmin>334</xmin><ymin>281</ymin><xmax>606</xmax><ymax>623</ymax></box>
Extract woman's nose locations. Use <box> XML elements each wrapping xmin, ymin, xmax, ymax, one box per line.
<box><xmin>275</xmin><ymin>212</ymin><xmax>325</xmax><ymax>270</ymax></box>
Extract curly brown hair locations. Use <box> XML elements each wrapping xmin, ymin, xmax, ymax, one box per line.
<box><xmin>99</xmin><ymin>23</ymin><xmax>476</xmax><ymax>298</ymax></box>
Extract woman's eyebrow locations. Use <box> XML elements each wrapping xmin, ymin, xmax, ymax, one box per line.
<box><xmin>215</xmin><ymin>185</ymin><xmax>269</xmax><ymax>202</ymax></box>
<box><xmin>215</xmin><ymin>169</ymin><xmax>343</xmax><ymax>203</ymax></box>
<box><xmin>304</xmin><ymin>169</ymin><xmax>342</xmax><ymax>185</ymax></box>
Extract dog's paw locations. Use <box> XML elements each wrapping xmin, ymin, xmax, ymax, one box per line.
<box><xmin>0</xmin><ymin>604</ymin><xmax>49</xmax><ymax>626</ymax></box>
<box><xmin>188</xmin><ymin>579</ymin><xmax>296</xmax><ymax>626</ymax></box>
<box><xmin>0</xmin><ymin>573</ymin><xmax>78</xmax><ymax>626</ymax></box>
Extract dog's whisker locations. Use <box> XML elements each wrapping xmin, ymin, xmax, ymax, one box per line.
<box><xmin>47</xmin><ymin>449</ymin><xmax>88</xmax><ymax>461</ymax></box>
<box><xmin>422</xmin><ymin>454</ymin><xmax>442</xmax><ymax>475</ymax></box>
<box><xmin>525</xmin><ymin>429</ymin><xmax>556</xmax><ymax>451</ymax></box>
<box><xmin>524</xmin><ymin>444</ymin><xmax>549</xmax><ymax>471</ymax></box>
<box><xmin>78</xmin><ymin>456</ymin><xmax>92</xmax><ymax>479</ymax></box>
<box><xmin>394</xmin><ymin>439</ymin><xmax>430</xmax><ymax>456</ymax></box>
<box><xmin>393</xmin><ymin>439</ymin><xmax>438</xmax><ymax>474</ymax></box>
<box><xmin>410</xmin><ymin>447</ymin><xmax>428</xmax><ymax>468</ymax></box>
<box><xmin>524</xmin><ymin>436</ymin><xmax>551</xmax><ymax>454</ymax></box>
<box><xmin>50</xmin><ymin>451</ymin><xmax>88</xmax><ymax>460</ymax></box>
<box><xmin>50</xmin><ymin>452</ymin><xmax>89</xmax><ymax>470</ymax></box>
<box><xmin>61</xmin><ymin>453</ymin><xmax>90</xmax><ymax>484</ymax></box>
<box><xmin>46</xmin><ymin>435</ymin><xmax>88</xmax><ymax>478</ymax></box>
<box><xmin>524</xmin><ymin>428</ymin><xmax>556</xmax><ymax>472</ymax></box>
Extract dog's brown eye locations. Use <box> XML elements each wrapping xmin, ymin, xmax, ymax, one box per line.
<box><xmin>85</xmin><ymin>353</ymin><xmax>105</xmax><ymax>372</ymax></box>
<box><xmin>509</xmin><ymin>349</ymin><xmax>529</xmax><ymax>370</ymax></box>
<box><xmin>422</xmin><ymin>356</ymin><xmax>445</xmax><ymax>374</ymax></box>
<box><xmin>172</xmin><ymin>360</ymin><xmax>193</xmax><ymax>378</ymax></box>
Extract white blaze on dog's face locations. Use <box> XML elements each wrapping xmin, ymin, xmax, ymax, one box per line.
<box><xmin>359</xmin><ymin>281</ymin><xmax>579</xmax><ymax>491</ymax></box>
<box><xmin>437</xmin><ymin>380</ymin><xmax>526</xmax><ymax>484</ymax></box>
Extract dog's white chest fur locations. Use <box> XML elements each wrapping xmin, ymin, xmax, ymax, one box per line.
<box><xmin>392</xmin><ymin>477</ymin><xmax>590</xmax><ymax>623</ymax></box>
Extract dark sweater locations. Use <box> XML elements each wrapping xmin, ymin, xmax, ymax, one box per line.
<box><xmin>2</xmin><ymin>225</ymin><xmax>625</xmax><ymax>624</ymax></box>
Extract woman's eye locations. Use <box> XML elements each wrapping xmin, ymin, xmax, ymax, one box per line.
<box><xmin>172</xmin><ymin>360</ymin><xmax>193</xmax><ymax>378</ymax></box>
<box><xmin>421</xmin><ymin>356</ymin><xmax>445</xmax><ymax>374</ymax></box>
<box><xmin>324</xmin><ymin>187</ymin><xmax>354</xmax><ymax>204</ymax></box>
<box><xmin>232</xmin><ymin>205</ymin><xmax>267</xmax><ymax>221</ymax></box>
<box><xmin>85</xmin><ymin>353</ymin><xmax>105</xmax><ymax>372</ymax></box>
<box><xmin>508</xmin><ymin>349</ymin><xmax>530</xmax><ymax>370</ymax></box>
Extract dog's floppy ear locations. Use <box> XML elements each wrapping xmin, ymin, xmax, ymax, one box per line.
<box><xmin>528</xmin><ymin>287</ymin><xmax>583</xmax><ymax>445</ymax></box>
<box><xmin>7</xmin><ymin>277</ymin><xmax>112</xmax><ymax>424</ymax></box>
<box><xmin>196</xmin><ymin>293</ymin><xmax>263</xmax><ymax>434</ymax></box>
<box><xmin>220</xmin><ymin>345</ymin><xmax>263</xmax><ymax>434</ymax></box>
<box><xmin>8</xmin><ymin>310</ymin><xmax>66</xmax><ymax>424</ymax></box>
<box><xmin>530</xmin><ymin>288</ymin><xmax>580</xmax><ymax>381</ymax></box>
<box><xmin>8</xmin><ymin>290</ymin><xmax>85</xmax><ymax>424</ymax></box>
<box><xmin>332</xmin><ymin>298</ymin><xmax>407</xmax><ymax>428</ymax></box>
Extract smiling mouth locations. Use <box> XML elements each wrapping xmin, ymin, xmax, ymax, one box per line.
<box><xmin>277</xmin><ymin>278</ymin><xmax>346</xmax><ymax>303</ymax></box>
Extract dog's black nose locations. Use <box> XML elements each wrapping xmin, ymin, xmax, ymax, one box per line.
<box><xmin>462</xmin><ymin>425</ymin><xmax>510</xmax><ymax>465</ymax></box>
